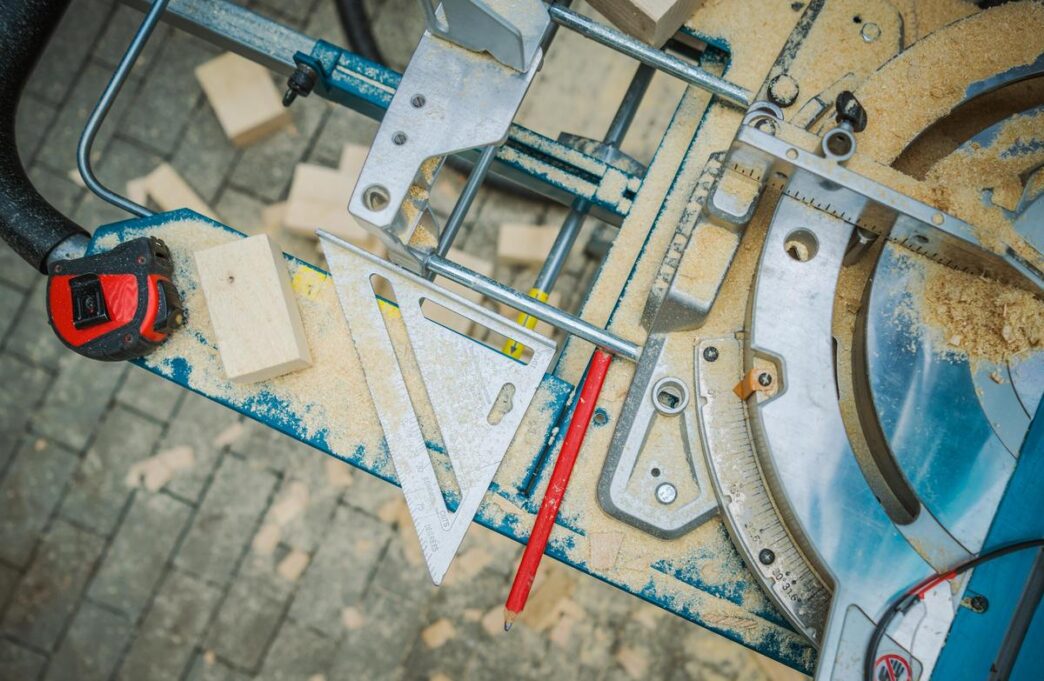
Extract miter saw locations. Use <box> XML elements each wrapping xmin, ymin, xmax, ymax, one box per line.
<box><xmin>1</xmin><ymin>0</ymin><xmax>1042</xmax><ymax>679</ymax></box>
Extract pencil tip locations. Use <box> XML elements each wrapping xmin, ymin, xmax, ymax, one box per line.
<box><xmin>503</xmin><ymin>609</ymin><xmax>518</xmax><ymax>632</ymax></box>
<box><xmin>504</xmin><ymin>622</ymin><xmax>512</xmax><ymax>632</ymax></box>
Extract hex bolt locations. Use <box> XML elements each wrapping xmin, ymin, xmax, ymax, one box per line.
<box><xmin>703</xmin><ymin>346</ymin><xmax>719</xmax><ymax>362</ymax></box>
<box><xmin>655</xmin><ymin>483</ymin><xmax>677</xmax><ymax>505</ymax></box>
<box><xmin>759</xmin><ymin>548</ymin><xmax>776</xmax><ymax>565</ymax></box>
<box><xmin>283</xmin><ymin>63</ymin><xmax>318</xmax><ymax>107</ymax></box>
<box><xmin>758</xmin><ymin>372</ymin><xmax>773</xmax><ymax>387</ymax></box>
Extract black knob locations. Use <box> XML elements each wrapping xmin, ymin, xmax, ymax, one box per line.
<box><xmin>835</xmin><ymin>91</ymin><xmax>867</xmax><ymax>133</ymax></box>
<box><xmin>283</xmin><ymin>64</ymin><xmax>318</xmax><ymax>107</ymax></box>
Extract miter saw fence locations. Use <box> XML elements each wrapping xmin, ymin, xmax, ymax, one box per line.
<box><xmin>1</xmin><ymin>0</ymin><xmax>1042</xmax><ymax>680</ymax></box>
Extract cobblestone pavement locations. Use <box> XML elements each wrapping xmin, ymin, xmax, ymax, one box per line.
<box><xmin>0</xmin><ymin>1</ymin><xmax>806</xmax><ymax>679</ymax></box>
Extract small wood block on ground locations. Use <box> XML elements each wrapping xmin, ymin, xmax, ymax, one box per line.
<box><xmin>195</xmin><ymin>234</ymin><xmax>312</xmax><ymax>383</ymax></box>
<box><xmin>585</xmin><ymin>0</ymin><xmax>703</xmax><ymax>46</ymax></box>
<box><xmin>496</xmin><ymin>223</ymin><xmax>559</xmax><ymax>267</ymax></box>
<box><xmin>142</xmin><ymin>163</ymin><xmax>220</xmax><ymax>221</ymax></box>
<box><xmin>194</xmin><ymin>52</ymin><xmax>292</xmax><ymax>147</ymax></box>
<box><xmin>284</xmin><ymin>162</ymin><xmax>380</xmax><ymax>253</ymax></box>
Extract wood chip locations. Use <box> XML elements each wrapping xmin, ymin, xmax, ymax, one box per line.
<box><xmin>277</xmin><ymin>549</ymin><xmax>310</xmax><ymax>581</ymax></box>
<box><xmin>144</xmin><ymin>163</ymin><xmax>220</xmax><ymax>221</ymax></box>
<box><xmin>252</xmin><ymin>522</ymin><xmax>281</xmax><ymax>555</ymax></box>
<box><xmin>324</xmin><ymin>458</ymin><xmax>354</xmax><ymax>488</ymax></box>
<box><xmin>496</xmin><ymin>223</ymin><xmax>558</xmax><ymax>267</ymax></box>
<box><xmin>341</xmin><ymin>606</ymin><xmax>366</xmax><ymax>630</ymax></box>
<box><xmin>615</xmin><ymin>645</ymin><xmax>650</xmax><ymax>680</ymax></box>
<box><xmin>270</xmin><ymin>480</ymin><xmax>310</xmax><ymax>526</ymax></box>
<box><xmin>124</xmin><ymin>446</ymin><xmax>195</xmax><ymax>492</ymax></box>
<box><xmin>213</xmin><ymin>421</ymin><xmax>245</xmax><ymax>448</ymax></box>
<box><xmin>421</xmin><ymin>618</ymin><xmax>456</xmax><ymax>649</ymax></box>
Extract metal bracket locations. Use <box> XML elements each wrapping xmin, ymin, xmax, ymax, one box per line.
<box><xmin>418</xmin><ymin>0</ymin><xmax>549</xmax><ymax>72</ymax></box>
<box><xmin>319</xmin><ymin>232</ymin><xmax>555</xmax><ymax>584</ymax></box>
<box><xmin>348</xmin><ymin>30</ymin><xmax>542</xmax><ymax>271</ymax></box>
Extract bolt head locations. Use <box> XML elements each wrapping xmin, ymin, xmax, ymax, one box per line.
<box><xmin>969</xmin><ymin>594</ymin><xmax>989</xmax><ymax>613</ymax></box>
<box><xmin>655</xmin><ymin>483</ymin><xmax>677</xmax><ymax>505</ymax></box>
<box><xmin>768</xmin><ymin>73</ymin><xmax>800</xmax><ymax>107</ymax></box>
<box><xmin>759</xmin><ymin>548</ymin><xmax>776</xmax><ymax>565</ymax></box>
<box><xmin>703</xmin><ymin>346</ymin><xmax>719</xmax><ymax>362</ymax></box>
<box><xmin>758</xmin><ymin>372</ymin><xmax>773</xmax><ymax>387</ymax></box>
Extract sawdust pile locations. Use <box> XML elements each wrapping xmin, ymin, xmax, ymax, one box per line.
<box><xmin>919</xmin><ymin>264</ymin><xmax>1043</xmax><ymax>362</ymax></box>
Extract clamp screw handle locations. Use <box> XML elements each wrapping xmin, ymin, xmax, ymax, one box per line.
<box><xmin>283</xmin><ymin>63</ymin><xmax>318</xmax><ymax>107</ymax></box>
<box><xmin>834</xmin><ymin>91</ymin><xmax>867</xmax><ymax>133</ymax></box>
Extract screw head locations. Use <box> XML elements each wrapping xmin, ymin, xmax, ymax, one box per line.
<box><xmin>392</xmin><ymin>131</ymin><xmax>408</xmax><ymax>146</ymax></box>
<box><xmin>968</xmin><ymin>594</ymin><xmax>989</xmax><ymax>613</ymax></box>
<box><xmin>655</xmin><ymin>483</ymin><xmax>677</xmax><ymax>505</ymax></box>
<box><xmin>758</xmin><ymin>548</ymin><xmax>776</xmax><ymax>565</ymax></box>
<box><xmin>410</xmin><ymin>94</ymin><xmax>426</xmax><ymax>108</ymax></box>
<box><xmin>703</xmin><ymin>346</ymin><xmax>719</xmax><ymax>362</ymax></box>
<box><xmin>768</xmin><ymin>73</ymin><xmax>800</xmax><ymax>108</ymax></box>
<box><xmin>758</xmin><ymin>372</ymin><xmax>773</xmax><ymax>387</ymax></box>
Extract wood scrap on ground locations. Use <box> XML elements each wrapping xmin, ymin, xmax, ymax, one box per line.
<box><xmin>496</xmin><ymin>223</ymin><xmax>559</xmax><ymax>267</ymax></box>
<box><xmin>586</xmin><ymin>0</ymin><xmax>703</xmax><ymax>46</ymax></box>
<box><xmin>194</xmin><ymin>52</ymin><xmax>292</xmax><ymax>147</ymax></box>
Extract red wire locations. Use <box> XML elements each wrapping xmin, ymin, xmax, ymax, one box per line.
<box><xmin>504</xmin><ymin>349</ymin><xmax>614</xmax><ymax>623</ymax></box>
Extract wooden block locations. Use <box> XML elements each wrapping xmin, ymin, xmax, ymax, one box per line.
<box><xmin>144</xmin><ymin>163</ymin><xmax>220</xmax><ymax>221</ymax></box>
<box><xmin>585</xmin><ymin>0</ymin><xmax>703</xmax><ymax>46</ymax></box>
<box><xmin>260</xmin><ymin>201</ymin><xmax>287</xmax><ymax>235</ymax></box>
<box><xmin>284</xmin><ymin>163</ymin><xmax>374</xmax><ymax>246</ymax></box>
<box><xmin>125</xmin><ymin>177</ymin><xmax>149</xmax><ymax>205</ymax></box>
<box><xmin>195</xmin><ymin>234</ymin><xmax>311</xmax><ymax>383</ymax></box>
<box><xmin>496</xmin><ymin>223</ymin><xmax>558</xmax><ymax>267</ymax></box>
<box><xmin>338</xmin><ymin>143</ymin><xmax>369</xmax><ymax>177</ymax></box>
<box><xmin>194</xmin><ymin>52</ymin><xmax>292</xmax><ymax>147</ymax></box>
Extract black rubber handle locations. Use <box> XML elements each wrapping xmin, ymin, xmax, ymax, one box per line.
<box><xmin>0</xmin><ymin>0</ymin><xmax>88</xmax><ymax>273</ymax></box>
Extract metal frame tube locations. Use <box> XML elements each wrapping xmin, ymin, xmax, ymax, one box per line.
<box><xmin>78</xmin><ymin>0</ymin><xmax>170</xmax><ymax>217</ymax></box>
<box><xmin>547</xmin><ymin>4</ymin><xmax>752</xmax><ymax>108</ymax></box>
<box><xmin>426</xmin><ymin>254</ymin><xmax>640</xmax><ymax>361</ymax></box>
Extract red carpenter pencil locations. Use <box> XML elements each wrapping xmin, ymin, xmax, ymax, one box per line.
<box><xmin>504</xmin><ymin>349</ymin><xmax>614</xmax><ymax>630</ymax></box>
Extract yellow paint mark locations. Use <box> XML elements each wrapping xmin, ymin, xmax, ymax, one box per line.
<box><xmin>292</xmin><ymin>268</ymin><xmax>329</xmax><ymax>300</ymax></box>
<box><xmin>502</xmin><ymin>288</ymin><xmax>549</xmax><ymax>358</ymax></box>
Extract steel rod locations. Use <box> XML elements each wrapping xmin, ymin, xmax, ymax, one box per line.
<box><xmin>78</xmin><ymin>0</ymin><xmax>171</xmax><ymax>217</ymax></box>
<box><xmin>547</xmin><ymin>4</ymin><xmax>752</xmax><ymax>108</ymax></box>
<box><xmin>534</xmin><ymin>63</ymin><xmax>654</xmax><ymax>292</ymax></box>
<box><xmin>435</xmin><ymin>144</ymin><xmax>498</xmax><ymax>259</ymax></box>
<box><xmin>425</xmin><ymin>254</ymin><xmax>640</xmax><ymax>361</ymax></box>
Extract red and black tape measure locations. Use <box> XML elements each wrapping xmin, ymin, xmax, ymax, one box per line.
<box><xmin>47</xmin><ymin>237</ymin><xmax>184</xmax><ymax>361</ymax></box>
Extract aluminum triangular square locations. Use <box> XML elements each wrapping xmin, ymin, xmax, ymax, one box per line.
<box><xmin>319</xmin><ymin>233</ymin><xmax>555</xmax><ymax>584</ymax></box>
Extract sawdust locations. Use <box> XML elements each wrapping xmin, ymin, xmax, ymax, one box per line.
<box><xmin>269</xmin><ymin>480</ymin><xmax>309</xmax><ymax>526</ymax></box>
<box><xmin>615</xmin><ymin>645</ymin><xmax>650</xmax><ymax>680</ymax></box>
<box><xmin>252</xmin><ymin>522</ymin><xmax>281</xmax><ymax>556</ymax></box>
<box><xmin>856</xmin><ymin>2</ymin><xmax>1044</xmax><ymax>166</ymax></box>
<box><xmin>212</xmin><ymin>421</ymin><xmax>244</xmax><ymax>449</ymax></box>
<box><xmin>95</xmin><ymin>218</ymin><xmax>387</xmax><ymax>479</ymax></box>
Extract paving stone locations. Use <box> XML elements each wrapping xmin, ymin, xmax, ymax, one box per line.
<box><xmin>88</xmin><ymin>492</ymin><xmax>192</xmax><ymax>619</ymax></box>
<box><xmin>227</xmin><ymin>98</ymin><xmax>326</xmax><ymax>203</ymax></box>
<box><xmin>302</xmin><ymin>0</ymin><xmax>347</xmax><ymax>46</ymax></box>
<box><xmin>365</xmin><ymin>0</ymin><xmax>421</xmax><ymax>72</ymax></box>
<box><xmin>289</xmin><ymin>504</ymin><xmax>392</xmax><ymax>631</ymax></box>
<box><xmin>60</xmin><ymin>406</ymin><xmax>164</xmax><ymax>535</ymax></box>
<box><xmin>28</xmin><ymin>163</ymin><xmax>85</xmax><ymax>218</ymax></box>
<box><xmin>122</xmin><ymin>31</ymin><xmax>218</xmax><ymax>156</ymax></box>
<box><xmin>207</xmin><ymin>578</ymin><xmax>287</xmax><ymax>671</ymax></box>
<box><xmin>117</xmin><ymin>569</ymin><xmax>222</xmax><ymax>681</ymax></box>
<box><xmin>71</xmin><ymin>191</ymin><xmax>132</xmax><ymax>235</ymax></box>
<box><xmin>2</xmin><ymin>281</ymin><xmax>65</xmax><ymax>369</ymax></box>
<box><xmin>159</xmin><ymin>392</ymin><xmax>241</xmax><ymax>503</ymax></box>
<box><xmin>213</xmin><ymin>186</ymin><xmax>265</xmax><ymax>234</ymax></box>
<box><xmin>0</xmin><ymin>437</ymin><xmax>79</xmax><ymax>567</ymax></box>
<box><xmin>33</xmin><ymin>350</ymin><xmax>126</xmax><ymax>451</ymax></box>
<box><xmin>116</xmin><ymin>366</ymin><xmax>183</xmax><ymax>423</ymax></box>
<box><xmin>184</xmin><ymin>652</ymin><xmax>251</xmax><ymax>681</ymax></box>
<box><xmin>85</xmin><ymin>135</ymin><xmax>165</xmax><ymax>206</ymax></box>
<box><xmin>327</xmin><ymin>587</ymin><xmax>425</xmax><ymax>680</ymax></box>
<box><xmin>0</xmin><ymin>352</ymin><xmax>51</xmax><ymax>470</ymax></box>
<box><xmin>43</xmin><ymin>601</ymin><xmax>132</xmax><ymax>681</ymax></box>
<box><xmin>17</xmin><ymin>94</ymin><xmax>59</xmax><ymax>166</ymax></box>
<box><xmin>304</xmin><ymin>104</ymin><xmax>378</xmax><ymax>168</ymax></box>
<box><xmin>257</xmin><ymin>619</ymin><xmax>336</xmax><ymax>681</ymax></box>
<box><xmin>0</xmin><ymin>243</ymin><xmax>39</xmax><ymax>290</ymax></box>
<box><xmin>339</xmin><ymin>469</ymin><xmax>401</xmax><ymax>517</ymax></box>
<box><xmin>36</xmin><ymin>61</ymin><xmax>142</xmax><ymax>177</ymax></box>
<box><xmin>2</xmin><ymin>519</ymin><xmax>105</xmax><ymax>650</ymax></box>
<box><xmin>93</xmin><ymin>4</ymin><xmax>171</xmax><ymax>69</ymax></box>
<box><xmin>0</xmin><ymin>639</ymin><xmax>47</xmax><ymax>681</ymax></box>
<box><xmin>230</xmin><ymin>418</ymin><xmax>321</xmax><ymax>474</ymax></box>
<box><xmin>26</xmin><ymin>0</ymin><xmax>113</xmax><ymax>105</ymax></box>
<box><xmin>171</xmin><ymin>103</ymin><xmax>242</xmax><ymax>205</ymax></box>
<box><xmin>0</xmin><ymin>562</ymin><xmax>19</xmax><ymax>611</ymax></box>
<box><xmin>255</xmin><ymin>0</ymin><xmax>318</xmax><ymax>27</ymax></box>
<box><xmin>0</xmin><ymin>284</ymin><xmax>24</xmax><ymax>345</ymax></box>
<box><xmin>175</xmin><ymin>455</ymin><xmax>277</xmax><ymax>583</ymax></box>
